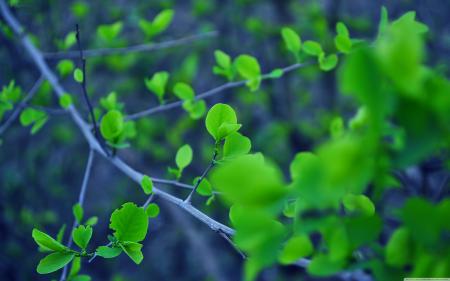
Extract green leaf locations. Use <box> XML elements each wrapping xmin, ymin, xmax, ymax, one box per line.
<box><xmin>72</xmin><ymin>225</ymin><xmax>93</xmax><ymax>250</ymax></box>
<box><xmin>109</xmin><ymin>202</ymin><xmax>148</xmax><ymax>242</ymax></box>
<box><xmin>268</xmin><ymin>68</ymin><xmax>284</xmax><ymax>79</ymax></box>
<box><xmin>32</xmin><ymin>228</ymin><xmax>67</xmax><ymax>252</ymax></box>
<box><xmin>140</xmin><ymin>175</ymin><xmax>153</xmax><ymax>195</ymax></box>
<box><xmin>223</xmin><ymin>132</ymin><xmax>251</xmax><ymax>158</ymax></box>
<box><xmin>59</xmin><ymin>93</ymin><xmax>73</xmax><ymax>109</ymax></box>
<box><xmin>214</xmin><ymin>50</ymin><xmax>231</xmax><ymax>69</ymax></box>
<box><xmin>72</xmin><ymin>203</ymin><xmax>83</xmax><ymax>224</ymax></box>
<box><xmin>145</xmin><ymin>71</ymin><xmax>169</xmax><ymax>103</ymax></box>
<box><xmin>37</xmin><ymin>252</ymin><xmax>75</xmax><ymax>274</ymax></box>
<box><xmin>205</xmin><ymin>103</ymin><xmax>239</xmax><ymax>141</ymax></box>
<box><xmin>68</xmin><ymin>256</ymin><xmax>80</xmax><ymax>278</ymax></box>
<box><xmin>56</xmin><ymin>224</ymin><xmax>66</xmax><ymax>243</ymax></box>
<box><xmin>31</xmin><ymin>116</ymin><xmax>48</xmax><ymax>135</ymax></box>
<box><xmin>336</xmin><ymin>22</ymin><xmax>349</xmax><ymax>37</ymax></box>
<box><xmin>145</xmin><ymin>203</ymin><xmax>160</xmax><ymax>218</ymax></box>
<box><xmin>96</xmin><ymin>246</ymin><xmax>122</xmax><ymax>258</ymax></box>
<box><xmin>100</xmin><ymin>110</ymin><xmax>124</xmax><ymax>140</ymax></box>
<box><xmin>71</xmin><ymin>275</ymin><xmax>91</xmax><ymax>281</ymax></box>
<box><xmin>173</xmin><ymin>83</ymin><xmax>195</xmax><ymax>101</ymax></box>
<box><xmin>85</xmin><ymin>216</ymin><xmax>98</xmax><ymax>226</ymax></box>
<box><xmin>217</xmin><ymin>122</ymin><xmax>242</xmax><ymax>141</ymax></box>
<box><xmin>194</xmin><ymin>177</ymin><xmax>213</xmax><ymax>196</ymax></box>
<box><xmin>302</xmin><ymin>41</ymin><xmax>323</xmax><ymax>56</ymax></box>
<box><xmin>19</xmin><ymin>108</ymin><xmax>48</xmax><ymax>134</ymax></box>
<box><xmin>318</xmin><ymin>53</ymin><xmax>338</xmax><ymax>71</ymax></box>
<box><xmin>120</xmin><ymin>242</ymin><xmax>144</xmax><ymax>264</ymax></box>
<box><xmin>281</xmin><ymin>27</ymin><xmax>301</xmax><ymax>56</ymax></box>
<box><xmin>335</xmin><ymin>34</ymin><xmax>352</xmax><ymax>53</ymax></box>
<box><xmin>57</xmin><ymin>60</ymin><xmax>75</xmax><ymax>77</ymax></box>
<box><xmin>97</xmin><ymin>21</ymin><xmax>123</xmax><ymax>42</ymax></box>
<box><xmin>378</xmin><ymin>6</ymin><xmax>389</xmax><ymax>37</ymax></box>
<box><xmin>342</xmin><ymin>194</ymin><xmax>375</xmax><ymax>216</ymax></box>
<box><xmin>234</xmin><ymin>54</ymin><xmax>261</xmax><ymax>91</ymax></box>
<box><xmin>307</xmin><ymin>254</ymin><xmax>345</xmax><ymax>276</ymax></box>
<box><xmin>73</xmin><ymin>68</ymin><xmax>83</xmax><ymax>83</ymax></box>
<box><xmin>278</xmin><ymin>235</ymin><xmax>313</xmax><ymax>264</ymax></box>
<box><xmin>175</xmin><ymin>144</ymin><xmax>193</xmax><ymax>170</ymax></box>
<box><xmin>182</xmin><ymin>99</ymin><xmax>206</xmax><ymax>120</ymax></box>
<box><xmin>385</xmin><ymin>227</ymin><xmax>412</xmax><ymax>267</ymax></box>
<box><xmin>151</xmin><ymin>9</ymin><xmax>174</xmax><ymax>35</ymax></box>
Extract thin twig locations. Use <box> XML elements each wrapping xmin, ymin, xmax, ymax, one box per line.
<box><xmin>75</xmin><ymin>24</ymin><xmax>110</xmax><ymax>156</ymax></box>
<box><xmin>59</xmin><ymin>149</ymin><xmax>95</xmax><ymax>281</ymax></box>
<box><xmin>217</xmin><ymin>230</ymin><xmax>246</xmax><ymax>259</ymax></box>
<box><xmin>125</xmin><ymin>62</ymin><xmax>312</xmax><ymax>121</ymax></box>
<box><xmin>185</xmin><ymin>150</ymin><xmax>218</xmax><ymax>203</ymax></box>
<box><xmin>43</xmin><ymin>31</ymin><xmax>218</xmax><ymax>59</ymax></box>
<box><xmin>0</xmin><ymin>75</ymin><xmax>44</xmax><ymax>135</ymax></box>
<box><xmin>28</xmin><ymin>104</ymin><xmax>67</xmax><ymax>115</ymax></box>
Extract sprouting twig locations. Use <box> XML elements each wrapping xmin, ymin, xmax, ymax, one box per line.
<box><xmin>43</xmin><ymin>31</ymin><xmax>218</xmax><ymax>59</ymax></box>
<box><xmin>0</xmin><ymin>75</ymin><xmax>44</xmax><ymax>135</ymax></box>
<box><xmin>59</xmin><ymin>149</ymin><xmax>95</xmax><ymax>281</ymax></box>
<box><xmin>125</xmin><ymin>61</ymin><xmax>312</xmax><ymax>121</ymax></box>
<box><xmin>185</xmin><ymin>150</ymin><xmax>218</xmax><ymax>204</ymax></box>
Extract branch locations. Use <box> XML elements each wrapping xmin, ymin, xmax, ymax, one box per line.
<box><xmin>0</xmin><ymin>75</ymin><xmax>44</xmax><ymax>135</ymax></box>
<box><xmin>42</xmin><ymin>31</ymin><xmax>217</xmax><ymax>59</ymax></box>
<box><xmin>0</xmin><ymin>0</ymin><xmax>233</xmax><ymax>236</ymax></box>
<box><xmin>125</xmin><ymin>62</ymin><xmax>312</xmax><ymax>121</ymax></box>
<box><xmin>59</xmin><ymin>149</ymin><xmax>95</xmax><ymax>281</ymax></box>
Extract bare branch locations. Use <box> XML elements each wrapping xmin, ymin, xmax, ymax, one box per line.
<box><xmin>0</xmin><ymin>75</ymin><xmax>44</xmax><ymax>135</ymax></box>
<box><xmin>43</xmin><ymin>31</ymin><xmax>218</xmax><ymax>59</ymax></box>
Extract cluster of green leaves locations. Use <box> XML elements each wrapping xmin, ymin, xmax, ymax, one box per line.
<box><xmin>33</xmin><ymin>201</ymin><xmax>153</xmax><ymax>277</ymax></box>
<box><xmin>205</xmin><ymin>8</ymin><xmax>450</xmax><ymax>281</ymax></box>
<box><xmin>281</xmin><ymin>20</ymin><xmax>353</xmax><ymax>71</ymax></box>
<box><xmin>139</xmin><ymin>9</ymin><xmax>174</xmax><ymax>40</ymax></box>
<box><xmin>0</xmin><ymin>80</ymin><xmax>21</xmax><ymax>121</ymax></box>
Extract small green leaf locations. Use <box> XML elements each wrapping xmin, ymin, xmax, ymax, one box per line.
<box><xmin>385</xmin><ymin>227</ymin><xmax>412</xmax><ymax>267</ymax></box>
<box><xmin>335</xmin><ymin>34</ymin><xmax>352</xmax><ymax>53</ymax></box>
<box><xmin>214</xmin><ymin>50</ymin><xmax>231</xmax><ymax>69</ymax></box>
<box><xmin>96</xmin><ymin>246</ymin><xmax>122</xmax><ymax>258</ymax></box>
<box><xmin>279</xmin><ymin>235</ymin><xmax>313</xmax><ymax>264</ymax></box>
<box><xmin>217</xmin><ymin>122</ymin><xmax>242</xmax><ymax>141</ymax></box>
<box><xmin>59</xmin><ymin>93</ymin><xmax>73</xmax><ymax>109</ymax></box>
<box><xmin>268</xmin><ymin>68</ymin><xmax>284</xmax><ymax>79</ymax></box>
<box><xmin>140</xmin><ymin>175</ymin><xmax>153</xmax><ymax>195</ymax></box>
<box><xmin>223</xmin><ymin>132</ymin><xmax>251</xmax><ymax>158</ymax></box>
<box><xmin>281</xmin><ymin>27</ymin><xmax>302</xmax><ymax>56</ymax></box>
<box><xmin>336</xmin><ymin>22</ymin><xmax>349</xmax><ymax>37</ymax></box>
<box><xmin>318</xmin><ymin>54</ymin><xmax>338</xmax><ymax>71</ymax></box>
<box><xmin>72</xmin><ymin>225</ymin><xmax>93</xmax><ymax>250</ymax></box>
<box><xmin>145</xmin><ymin>203</ymin><xmax>160</xmax><ymax>218</ymax></box>
<box><xmin>205</xmin><ymin>103</ymin><xmax>239</xmax><ymax>141</ymax></box>
<box><xmin>56</xmin><ymin>224</ymin><xmax>66</xmax><ymax>243</ymax></box>
<box><xmin>145</xmin><ymin>71</ymin><xmax>169</xmax><ymax>103</ymax></box>
<box><xmin>110</xmin><ymin>202</ymin><xmax>148</xmax><ymax>242</ymax></box>
<box><xmin>37</xmin><ymin>252</ymin><xmax>75</xmax><ymax>274</ymax></box>
<box><xmin>342</xmin><ymin>194</ymin><xmax>375</xmax><ymax>216</ymax></box>
<box><xmin>57</xmin><ymin>60</ymin><xmax>75</xmax><ymax>77</ymax></box>
<box><xmin>100</xmin><ymin>110</ymin><xmax>124</xmax><ymax>140</ymax></box>
<box><xmin>234</xmin><ymin>54</ymin><xmax>261</xmax><ymax>91</ymax></box>
<box><xmin>307</xmin><ymin>255</ymin><xmax>344</xmax><ymax>276</ymax></box>
<box><xmin>120</xmin><ymin>241</ymin><xmax>143</xmax><ymax>264</ymax></box>
<box><xmin>85</xmin><ymin>216</ymin><xmax>98</xmax><ymax>226</ymax></box>
<box><xmin>97</xmin><ymin>21</ymin><xmax>123</xmax><ymax>42</ymax></box>
<box><xmin>151</xmin><ymin>9</ymin><xmax>174</xmax><ymax>35</ymax></box>
<box><xmin>182</xmin><ymin>99</ymin><xmax>206</xmax><ymax>120</ymax></box>
<box><xmin>194</xmin><ymin>177</ymin><xmax>213</xmax><ymax>196</ymax></box>
<box><xmin>72</xmin><ymin>203</ymin><xmax>83</xmax><ymax>224</ymax></box>
<box><xmin>32</xmin><ymin>228</ymin><xmax>67</xmax><ymax>252</ymax></box>
<box><xmin>173</xmin><ymin>83</ymin><xmax>195</xmax><ymax>101</ymax></box>
<box><xmin>68</xmin><ymin>256</ymin><xmax>80</xmax><ymax>278</ymax></box>
<box><xmin>73</xmin><ymin>68</ymin><xmax>83</xmax><ymax>83</ymax></box>
<box><xmin>302</xmin><ymin>41</ymin><xmax>323</xmax><ymax>56</ymax></box>
<box><xmin>175</xmin><ymin>144</ymin><xmax>193</xmax><ymax>170</ymax></box>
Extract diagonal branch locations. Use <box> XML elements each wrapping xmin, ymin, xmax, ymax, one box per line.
<box><xmin>0</xmin><ymin>0</ymin><xmax>233</xmax><ymax>236</ymax></box>
<box><xmin>185</xmin><ymin>150</ymin><xmax>217</xmax><ymax>203</ymax></box>
<box><xmin>42</xmin><ymin>31</ymin><xmax>218</xmax><ymax>59</ymax></box>
<box><xmin>59</xmin><ymin>149</ymin><xmax>95</xmax><ymax>281</ymax></box>
<box><xmin>125</xmin><ymin>62</ymin><xmax>312</xmax><ymax>121</ymax></box>
<box><xmin>0</xmin><ymin>75</ymin><xmax>44</xmax><ymax>135</ymax></box>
